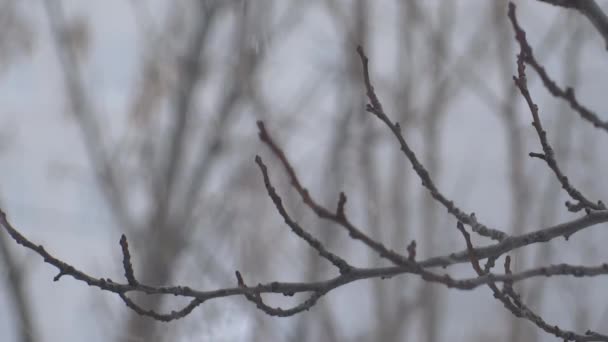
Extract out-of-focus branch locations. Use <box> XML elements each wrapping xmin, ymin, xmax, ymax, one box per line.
<box><xmin>156</xmin><ymin>1</ymin><xmax>217</xmax><ymax>219</ymax></box>
<box><xmin>176</xmin><ymin>1</ymin><xmax>264</xmax><ymax>226</ymax></box>
<box><xmin>43</xmin><ymin>1</ymin><xmax>134</xmax><ymax>231</ymax></box>
<box><xmin>0</xmin><ymin>224</ymin><xmax>37</xmax><ymax>342</ymax></box>
<box><xmin>537</xmin><ymin>0</ymin><xmax>608</xmax><ymax>50</ymax></box>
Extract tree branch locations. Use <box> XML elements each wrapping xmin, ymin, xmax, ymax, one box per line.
<box><xmin>509</xmin><ymin>2</ymin><xmax>606</xmax><ymax>213</ymax></box>
<box><xmin>537</xmin><ymin>0</ymin><xmax>608</xmax><ymax>50</ymax></box>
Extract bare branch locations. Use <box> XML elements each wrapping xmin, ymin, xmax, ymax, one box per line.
<box><xmin>43</xmin><ymin>0</ymin><xmax>134</xmax><ymax>231</ymax></box>
<box><xmin>537</xmin><ymin>0</ymin><xmax>608</xmax><ymax>50</ymax></box>
<box><xmin>254</xmin><ymin>155</ymin><xmax>352</xmax><ymax>274</ymax></box>
<box><xmin>420</xmin><ymin>207</ymin><xmax>608</xmax><ymax>269</ymax></box>
<box><xmin>356</xmin><ymin>45</ymin><xmax>508</xmax><ymax>242</ymax></box>
<box><xmin>512</xmin><ymin>3</ymin><xmax>608</xmax><ymax>133</ymax></box>
<box><xmin>2</xmin><ymin>201</ymin><xmax>608</xmax><ymax>321</ymax></box>
<box><xmin>457</xmin><ymin>221</ymin><xmax>608</xmax><ymax>341</ymax></box>
<box><xmin>257</xmin><ymin>121</ymin><xmax>411</xmax><ymax>266</ymax></box>
<box><xmin>236</xmin><ymin>271</ymin><xmax>324</xmax><ymax>317</ymax></box>
<box><xmin>508</xmin><ymin>3</ymin><xmax>606</xmax><ymax>213</ymax></box>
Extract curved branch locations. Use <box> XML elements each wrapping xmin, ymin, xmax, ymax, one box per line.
<box><xmin>356</xmin><ymin>45</ymin><xmax>508</xmax><ymax>242</ymax></box>
<box><xmin>509</xmin><ymin>2</ymin><xmax>606</xmax><ymax>213</ymax></box>
<box><xmin>2</xmin><ymin>207</ymin><xmax>608</xmax><ymax>321</ymax></box>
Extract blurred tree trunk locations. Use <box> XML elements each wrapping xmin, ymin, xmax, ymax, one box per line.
<box><xmin>0</xmin><ymin>227</ymin><xmax>37</xmax><ymax>342</ymax></box>
<box><xmin>419</xmin><ymin>3</ymin><xmax>455</xmax><ymax>342</ymax></box>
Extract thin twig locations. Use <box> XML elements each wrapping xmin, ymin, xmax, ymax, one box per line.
<box><xmin>508</xmin><ymin>2</ymin><xmax>606</xmax><ymax>213</ymax></box>
<box><xmin>356</xmin><ymin>45</ymin><xmax>508</xmax><ymax>242</ymax></box>
<box><xmin>537</xmin><ymin>0</ymin><xmax>608</xmax><ymax>50</ymax></box>
<box><xmin>457</xmin><ymin>221</ymin><xmax>608</xmax><ymax>341</ymax></box>
<box><xmin>254</xmin><ymin>155</ymin><xmax>353</xmax><ymax>274</ymax></box>
<box><xmin>2</xmin><ymin>207</ymin><xmax>608</xmax><ymax>321</ymax></box>
<box><xmin>511</xmin><ymin>3</ymin><xmax>608</xmax><ymax>133</ymax></box>
<box><xmin>257</xmin><ymin>121</ymin><xmax>411</xmax><ymax>266</ymax></box>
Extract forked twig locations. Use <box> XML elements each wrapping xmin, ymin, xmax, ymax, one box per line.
<box><xmin>508</xmin><ymin>3</ymin><xmax>606</xmax><ymax>213</ymax></box>
<box><xmin>356</xmin><ymin>45</ymin><xmax>508</xmax><ymax>242</ymax></box>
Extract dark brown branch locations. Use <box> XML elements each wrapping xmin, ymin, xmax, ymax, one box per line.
<box><xmin>455</xmin><ymin>222</ymin><xmax>521</xmax><ymax>316</ymax></box>
<box><xmin>508</xmin><ymin>3</ymin><xmax>606</xmax><ymax>213</ymax></box>
<box><xmin>254</xmin><ymin>155</ymin><xmax>353</xmax><ymax>274</ymax></box>
<box><xmin>2</xmin><ymin>206</ymin><xmax>608</xmax><ymax>320</ymax></box>
<box><xmin>119</xmin><ymin>294</ymin><xmax>203</xmax><ymax>322</ymax></box>
<box><xmin>258</xmin><ymin>119</ymin><xmax>608</xmax><ymax>274</ymax></box>
<box><xmin>236</xmin><ymin>271</ymin><xmax>324</xmax><ymax>317</ymax></box>
<box><xmin>257</xmin><ymin>121</ymin><xmax>411</xmax><ymax>266</ymax></box>
<box><xmin>355</xmin><ymin>45</ymin><xmax>508</xmax><ymax>242</ymax></box>
<box><xmin>419</xmin><ymin>209</ymin><xmax>608</xmax><ymax>269</ymax></box>
<box><xmin>119</xmin><ymin>234</ymin><xmax>138</xmax><ymax>286</ymax></box>
<box><xmin>457</xmin><ymin>221</ymin><xmax>608</xmax><ymax>341</ymax></box>
<box><xmin>512</xmin><ymin>3</ymin><xmax>608</xmax><ymax>133</ymax></box>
